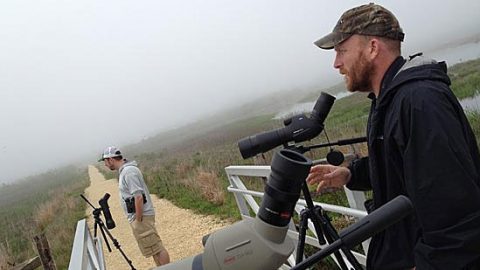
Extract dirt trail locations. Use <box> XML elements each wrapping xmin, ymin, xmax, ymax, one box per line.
<box><xmin>83</xmin><ymin>165</ymin><xmax>231</xmax><ymax>270</ymax></box>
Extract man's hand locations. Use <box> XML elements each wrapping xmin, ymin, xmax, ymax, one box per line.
<box><xmin>306</xmin><ymin>164</ymin><xmax>352</xmax><ymax>192</ymax></box>
<box><xmin>134</xmin><ymin>194</ymin><xmax>144</xmax><ymax>222</ymax></box>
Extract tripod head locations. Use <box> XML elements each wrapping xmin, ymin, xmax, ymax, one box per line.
<box><xmin>286</xmin><ymin>136</ymin><xmax>367</xmax><ymax>165</ymax></box>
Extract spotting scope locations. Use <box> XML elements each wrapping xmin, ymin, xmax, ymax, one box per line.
<box><xmin>155</xmin><ymin>149</ymin><xmax>313</xmax><ymax>270</ymax></box>
<box><xmin>98</xmin><ymin>193</ymin><xmax>116</xmax><ymax>230</ymax></box>
<box><xmin>238</xmin><ymin>92</ymin><xmax>335</xmax><ymax>159</ymax></box>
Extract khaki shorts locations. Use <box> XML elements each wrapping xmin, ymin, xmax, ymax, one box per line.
<box><xmin>129</xmin><ymin>215</ymin><xmax>165</xmax><ymax>257</ymax></box>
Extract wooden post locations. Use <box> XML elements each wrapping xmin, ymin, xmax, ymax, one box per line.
<box><xmin>33</xmin><ymin>234</ymin><xmax>57</xmax><ymax>270</ymax></box>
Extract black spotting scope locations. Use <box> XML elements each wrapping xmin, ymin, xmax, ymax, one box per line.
<box><xmin>238</xmin><ymin>92</ymin><xmax>335</xmax><ymax>159</ymax></box>
<box><xmin>99</xmin><ymin>193</ymin><xmax>116</xmax><ymax>230</ymax></box>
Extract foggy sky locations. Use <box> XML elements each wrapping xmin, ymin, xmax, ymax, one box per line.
<box><xmin>1</xmin><ymin>0</ymin><xmax>479</xmax><ymax>183</ymax></box>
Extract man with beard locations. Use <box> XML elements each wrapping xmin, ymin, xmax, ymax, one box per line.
<box><xmin>307</xmin><ymin>3</ymin><xmax>480</xmax><ymax>270</ymax></box>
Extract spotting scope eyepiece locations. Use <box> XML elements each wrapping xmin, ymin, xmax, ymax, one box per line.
<box><xmin>238</xmin><ymin>92</ymin><xmax>335</xmax><ymax>159</ymax></box>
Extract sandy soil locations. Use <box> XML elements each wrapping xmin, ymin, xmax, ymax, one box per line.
<box><xmin>83</xmin><ymin>165</ymin><xmax>231</xmax><ymax>270</ymax></box>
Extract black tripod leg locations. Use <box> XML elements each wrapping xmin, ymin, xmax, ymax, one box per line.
<box><xmin>98</xmin><ymin>220</ymin><xmax>136</xmax><ymax>270</ymax></box>
<box><xmin>301</xmin><ymin>184</ymin><xmax>326</xmax><ymax>245</ymax></box>
<box><xmin>115</xmin><ymin>244</ymin><xmax>136</xmax><ymax>270</ymax></box>
<box><xmin>98</xmin><ymin>221</ymin><xmax>112</xmax><ymax>252</ymax></box>
<box><xmin>301</xmin><ymin>183</ymin><xmax>349</xmax><ymax>269</ymax></box>
<box><xmin>94</xmin><ymin>221</ymin><xmax>98</xmax><ymax>238</ymax></box>
<box><xmin>296</xmin><ymin>210</ymin><xmax>309</xmax><ymax>264</ymax></box>
<box><xmin>316</xmin><ymin>209</ymin><xmax>363</xmax><ymax>270</ymax></box>
<box><xmin>300</xmin><ymin>182</ymin><xmax>363</xmax><ymax>269</ymax></box>
<box><xmin>314</xmin><ymin>208</ymin><xmax>349</xmax><ymax>270</ymax></box>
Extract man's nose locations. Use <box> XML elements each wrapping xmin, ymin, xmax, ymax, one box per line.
<box><xmin>333</xmin><ymin>55</ymin><xmax>342</xmax><ymax>69</ymax></box>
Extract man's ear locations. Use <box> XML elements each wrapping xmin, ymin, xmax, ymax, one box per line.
<box><xmin>368</xmin><ymin>38</ymin><xmax>380</xmax><ymax>60</ymax></box>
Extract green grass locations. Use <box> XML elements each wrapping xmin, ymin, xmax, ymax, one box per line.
<box><xmin>0</xmin><ymin>166</ymin><xmax>88</xmax><ymax>269</ymax></box>
<box><xmin>96</xmin><ymin>164</ymin><xmax>118</xmax><ymax>180</ymax></box>
<box><xmin>137</xmin><ymin>146</ymin><xmax>244</xmax><ymax>221</ymax></box>
<box><xmin>324</xmin><ymin>92</ymin><xmax>370</xmax><ymax>139</ymax></box>
<box><xmin>467</xmin><ymin>110</ymin><xmax>480</xmax><ymax>148</ymax></box>
<box><xmin>449</xmin><ymin>58</ymin><xmax>480</xmax><ymax>99</ymax></box>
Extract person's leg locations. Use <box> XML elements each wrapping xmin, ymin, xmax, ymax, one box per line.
<box><xmin>130</xmin><ymin>216</ymin><xmax>169</xmax><ymax>266</ymax></box>
<box><xmin>152</xmin><ymin>249</ymin><xmax>170</xmax><ymax>266</ymax></box>
<box><xmin>138</xmin><ymin>215</ymin><xmax>168</xmax><ymax>266</ymax></box>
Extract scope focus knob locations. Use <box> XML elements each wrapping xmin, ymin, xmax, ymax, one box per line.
<box><xmin>283</xmin><ymin>117</ymin><xmax>292</xmax><ymax>126</ymax></box>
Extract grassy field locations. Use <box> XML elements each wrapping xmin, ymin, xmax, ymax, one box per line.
<box><xmin>448</xmin><ymin>58</ymin><xmax>480</xmax><ymax>99</ymax></box>
<box><xmin>0</xmin><ymin>166</ymin><xmax>88</xmax><ymax>269</ymax></box>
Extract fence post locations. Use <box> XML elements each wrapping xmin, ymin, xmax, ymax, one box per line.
<box><xmin>33</xmin><ymin>233</ymin><xmax>57</xmax><ymax>270</ymax></box>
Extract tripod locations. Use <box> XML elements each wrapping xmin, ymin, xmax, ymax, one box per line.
<box><xmin>284</xmin><ymin>138</ymin><xmax>366</xmax><ymax>269</ymax></box>
<box><xmin>294</xmin><ymin>183</ymin><xmax>363</xmax><ymax>270</ymax></box>
<box><xmin>81</xmin><ymin>195</ymin><xmax>136</xmax><ymax>270</ymax></box>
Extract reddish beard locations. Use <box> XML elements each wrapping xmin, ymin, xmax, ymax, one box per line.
<box><xmin>344</xmin><ymin>51</ymin><xmax>373</xmax><ymax>93</ymax></box>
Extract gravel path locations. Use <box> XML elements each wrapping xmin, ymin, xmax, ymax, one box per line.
<box><xmin>84</xmin><ymin>165</ymin><xmax>231</xmax><ymax>270</ymax></box>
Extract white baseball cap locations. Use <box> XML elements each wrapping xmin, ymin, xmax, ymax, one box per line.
<box><xmin>98</xmin><ymin>146</ymin><xmax>122</xmax><ymax>162</ymax></box>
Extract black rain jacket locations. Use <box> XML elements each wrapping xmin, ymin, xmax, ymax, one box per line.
<box><xmin>347</xmin><ymin>56</ymin><xmax>480</xmax><ymax>270</ymax></box>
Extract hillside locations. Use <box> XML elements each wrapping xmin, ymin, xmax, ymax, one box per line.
<box><xmin>123</xmin><ymin>82</ymin><xmax>349</xmax><ymax>156</ymax></box>
<box><xmin>124</xmin><ymin>57</ymin><xmax>480</xmax><ymax>161</ymax></box>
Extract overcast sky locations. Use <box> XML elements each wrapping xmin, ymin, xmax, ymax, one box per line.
<box><xmin>0</xmin><ymin>0</ymin><xmax>479</xmax><ymax>183</ymax></box>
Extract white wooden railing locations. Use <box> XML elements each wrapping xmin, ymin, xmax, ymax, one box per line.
<box><xmin>68</xmin><ymin>219</ymin><xmax>106</xmax><ymax>270</ymax></box>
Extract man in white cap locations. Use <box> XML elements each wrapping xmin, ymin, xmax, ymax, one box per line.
<box><xmin>99</xmin><ymin>146</ymin><xmax>170</xmax><ymax>266</ymax></box>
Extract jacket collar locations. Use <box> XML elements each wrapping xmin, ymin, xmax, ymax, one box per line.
<box><xmin>375</xmin><ymin>54</ymin><xmax>450</xmax><ymax>110</ymax></box>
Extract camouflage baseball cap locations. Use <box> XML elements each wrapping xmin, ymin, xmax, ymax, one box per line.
<box><xmin>314</xmin><ymin>3</ymin><xmax>404</xmax><ymax>50</ymax></box>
